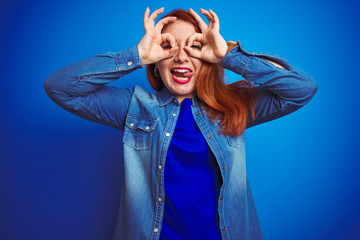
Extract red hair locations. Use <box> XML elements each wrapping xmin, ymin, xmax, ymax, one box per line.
<box><xmin>146</xmin><ymin>9</ymin><xmax>255</xmax><ymax>136</ymax></box>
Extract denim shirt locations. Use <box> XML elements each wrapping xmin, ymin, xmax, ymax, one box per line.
<box><xmin>44</xmin><ymin>44</ymin><xmax>317</xmax><ymax>240</ymax></box>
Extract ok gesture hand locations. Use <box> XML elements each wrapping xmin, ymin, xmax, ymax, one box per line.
<box><xmin>185</xmin><ymin>8</ymin><xmax>228</xmax><ymax>63</ymax></box>
<box><xmin>138</xmin><ymin>7</ymin><xmax>179</xmax><ymax>65</ymax></box>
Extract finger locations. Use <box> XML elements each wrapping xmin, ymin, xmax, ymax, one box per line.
<box><xmin>143</xmin><ymin>7</ymin><xmax>150</xmax><ymax>31</ymax></box>
<box><xmin>184</xmin><ymin>46</ymin><xmax>202</xmax><ymax>59</ymax></box>
<box><xmin>209</xmin><ymin>9</ymin><xmax>219</xmax><ymax>23</ymax></box>
<box><xmin>209</xmin><ymin>9</ymin><xmax>220</xmax><ymax>30</ymax></box>
<box><xmin>161</xmin><ymin>33</ymin><xmax>177</xmax><ymax>48</ymax></box>
<box><xmin>160</xmin><ymin>46</ymin><xmax>179</xmax><ymax>60</ymax></box>
<box><xmin>189</xmin><ymin>8</ymin><xmax>208</xmax><ymax>32</ymax></box>
<box><xmin>200</xmin><ymin>8</ymin><xmax>214</xmax><ymax>24</ymax></box>
<box><xmin>187</xmin><ymin>33</ymin><xmax>203</xmax><ymax>47</ymax></box>
<box><xmin>200</xmin><ymin>9</ymin><xmax>215</xmax><ymax>29</ymax></box>
<box><xmin>167</xmin><ymin>46</ymin><xmax>179</xmax><ymax>58</ymax></box>
<box><xmin>155</xmin><ymin>16</ymin><xmax>177</xmax><ymax>33</ymax></box>
<box><xmin>149</xmin><ymin>7</ymin><xmax>164</xmax><ymax>21</ymax></box>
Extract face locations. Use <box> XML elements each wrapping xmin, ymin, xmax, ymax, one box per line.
<box><xmin>156</xmin><ymin>20</ymin><xmax>203</xmax><ymax>103</ymax></box>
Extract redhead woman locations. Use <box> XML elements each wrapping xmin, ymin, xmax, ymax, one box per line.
<box><xmin>44</xmin><ymin>7</ymin><xmax>317</xmax><ymax>240</ymax></box>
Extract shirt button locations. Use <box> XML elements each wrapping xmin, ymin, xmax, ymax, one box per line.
<box><xmin>165</xmin><ymin>133</ymin><xmax>170</xmax><ymax>137</ymax></box>
<box><xmin>223</xmin><ymin>227</ymin><xmax>227</xmax><ymax>231</ymax></box>
<box><xmin>158</xmin><ymin>197</ymin><xmax>162</xmax><ymax>202</ymax></box>
<box><xmin>129</xmin><ymin>123</ymin><xmax>134</xmax><ymax>127</ymax></box>
<box><xmin>220</xmin><ymin>196</ymin><xmax>224</xmax><ymax>201</ymax></box>
<box><xmin>158</xmin><ymin>165</ymin><xmax>162</xmax><ymax>170</ymax></box>
<box><xmin>172</xmin><ymin>113</ymin><xmax>176</xmax><ymax>117</ymax></box>
<box><xmin>222</xmin><ymin>165</ymin><xmax>226</xmax><ymax>170</ymax></box>
<box><xmin>208</xmin><ymin>135</ymin><xmax>213</xmax><ymax>139</ymax></box>
<box><xmin>127</xmin><ymin>61</ymin><xmax>133</xmax><ymax>66</ymax></box>
<box><xmin>154</xmin><ymin>228</ymin><xmax>159</xmax><ymax>233</ymax></box>
<box><xmin>196</xmin><ymin>113</ymin><xmax>200</xmax><ymax>116</ymax></box>
<box><xmin>145</xmin><ymin>126</ymin><xmax>150</xmax><ymax>131</ymax></box>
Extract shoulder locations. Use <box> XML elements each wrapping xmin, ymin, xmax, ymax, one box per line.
<box><xmin>132</xmin><ymin>85</ymin><xmax>159</xmax><ymax>103</ymax></box>
<box><xmin>127</xmin><ymin>86</ymin><xmax>162</xmax><ymax>117</ymax></box>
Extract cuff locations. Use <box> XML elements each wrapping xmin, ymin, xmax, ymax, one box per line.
<box><xmin>113</xmin><ymin>45</ymin><xmax>143</xmax><ymax>71</ymax></box>
<box><xmin>226</xmin><ymin>41</ymin><xmax>238</xmax><ymax>54</ymax></box>
<box><xmin>220</xmin><ymin>41</ymin><xmax>252</xmax><ymax>76</ymax></box>
<box><xmin>220</xmin><ymin>40</ymin><xmax>292</xmax><ymax>73</ymax></box>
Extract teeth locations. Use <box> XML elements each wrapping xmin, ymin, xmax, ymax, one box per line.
<box><xmin>174</xmin><ymin>76</ymin><xmax>189</xmax><ymax>80</ymax></box>
<box><xmin>173</xmin><ymin>69</ymin><xmax>190</xmax><ymax>73</ymax></box>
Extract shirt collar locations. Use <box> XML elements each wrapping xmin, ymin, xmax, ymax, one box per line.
<box><xmin>157</xmin><ymin>87</ymin><xmax>177</xmax><ymax>106</ymax></box>
<box><xmin>156</xmin><ymin>87</ymin><xmax>202</xmax><ymax>107</ymax></box>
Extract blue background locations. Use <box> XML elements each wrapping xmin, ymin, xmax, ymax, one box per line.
<box><xmin>1</xmin><ymin>0</ymin><xmax>359</xmax><ymax>239</ymax></box>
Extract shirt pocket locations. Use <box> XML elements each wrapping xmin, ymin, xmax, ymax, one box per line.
<box><xmin>123</xmin><ymin>116</ymin><xmax>158</xmax><ymax>150</ymax></box>
<box><xmin>226</xmin><ymin>134</ymin><xmax>246</xmax><ymax>148</ymax></box>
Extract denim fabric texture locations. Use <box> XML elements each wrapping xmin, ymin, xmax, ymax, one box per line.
<box><xmin>44</xmin><ymin>43</ymin><xmax>317</xmax><ymax>240</ymax></box>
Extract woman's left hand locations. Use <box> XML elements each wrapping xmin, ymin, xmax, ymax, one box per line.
<box><xmin>185</xmin><ymin>8</ymin><xmax>228</xmax><ymax>63</ymax></box>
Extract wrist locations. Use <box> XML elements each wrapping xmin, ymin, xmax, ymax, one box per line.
<box><xmin>138</xmin><ymin>45</ymin><xmax>144</xmax><ymax>64</ymax></box>
<box><xmin>138</xmin><ymin>45</ymin><xmax>148</xmax><ymax>66</ymax></box>
<box><xmin>215</xmin><ymin>41</ymin><xmax>228</xmax><ymax>63</ymax></box>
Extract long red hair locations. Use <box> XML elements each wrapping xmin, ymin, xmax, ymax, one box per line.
<box><xmin>146</xmin><ymin>9</ymin><xmax>255</xmax><ymax>136</ymax></box>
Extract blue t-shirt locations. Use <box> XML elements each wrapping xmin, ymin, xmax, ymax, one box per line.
<box><xmin>160</xmin><ymin>98</ymin><xmax>222</xmax><ymax>240</ymax></box>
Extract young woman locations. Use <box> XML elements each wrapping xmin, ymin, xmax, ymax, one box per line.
<box><xmin>44</xmin><ymin>7</ymin><xmax>317</xmax><ymax>240</ymax></box>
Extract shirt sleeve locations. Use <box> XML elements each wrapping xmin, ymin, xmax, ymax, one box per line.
<box><xmin>44</xmin><ymin>45</ymin><xmax>143</xmax><ymax>130</ymax></box>
<box><xmin>220</xmin><ymin>42</ymin><xmax>318</xmax><ymax>128</ymax></box>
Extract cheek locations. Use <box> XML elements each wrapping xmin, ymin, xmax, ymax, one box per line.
<box><xmin>156</xmin><ymin>59</ymin><xmax>171</xmax><ymax>75</ymax></box>
<box><xmin>192</xmin><ymin>58</ymin><xmax>203</xmax><ymax>71</ymax></box>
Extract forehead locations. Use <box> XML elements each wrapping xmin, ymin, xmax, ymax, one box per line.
<box><xmin>162</xmin><ymin>20</ymin><xmax>197</xmax><ymax>41</ymax></box>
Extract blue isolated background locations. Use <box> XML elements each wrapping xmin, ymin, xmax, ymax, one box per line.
<box><xmin>1</xmin><ymin>0</ymin><xmax>359</xmax><ymax>239</ymax></box>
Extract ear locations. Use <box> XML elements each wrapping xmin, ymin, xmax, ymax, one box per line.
<box><xmin>154</xmin><ymin>64</ymin><xmax>161</xmax><ymax>78</ymax></box>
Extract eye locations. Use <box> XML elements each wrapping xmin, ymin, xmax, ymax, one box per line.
<box><xmin>191</xmin><ymin>44</ymin><xmax>202</xmax><ymax>50</ymax></box>
<box><xmin>161</xmin><ymin>43</ymin><xmax>171</xmax><ymax>49</ymax></box>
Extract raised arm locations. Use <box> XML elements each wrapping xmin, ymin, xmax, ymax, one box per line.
<box><xmin>185</xmin><ymin>8</ymin><xmax>317</xmax><ymax>128</ymax></box>
<box><xmin>44</xmin><ymin>46</ymin><xmax>142</xmax><ymax>130</ymax></box>
<box><xmin>44</xmin><ymin>7</ymin><xmax>181</xmax><ymax>130</ymax></box>
<box><xmin>221</xmin><ymin>43</ymin><xmax>318</xmax><ymax>128</ymax></box>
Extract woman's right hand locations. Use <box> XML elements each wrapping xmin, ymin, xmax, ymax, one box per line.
<box><xmin>138</xmin><ymin>7</ymin><xmax>179</xmax><ymax>65</ymax></box>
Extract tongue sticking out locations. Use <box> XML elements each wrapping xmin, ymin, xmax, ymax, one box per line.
<box><xmin>171</xmin><ymin>71</ymin><xmax>194</xmax><ymax>78</ymax></box>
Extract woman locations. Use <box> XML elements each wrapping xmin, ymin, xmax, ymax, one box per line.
<box><xmin>44</xmin><ymin>7</ymin><xmax>317</xmax><ymax>240</ymax></box>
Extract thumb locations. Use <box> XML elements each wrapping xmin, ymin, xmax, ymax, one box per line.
<box><xmin>184</xmin><ymin>46</ymin><xmax>202</xmax><ymax>59</ymax></box>
<box><xmin>166</xmin><ymin>46</ymin><xmax>179</xmax><ymax>58</ymax></box>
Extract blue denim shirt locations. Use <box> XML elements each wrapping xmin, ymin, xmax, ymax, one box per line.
<box><xmin>44</xmin><ymin>44</ymin><xmax>317</xmax><ymax>240</ymax></box>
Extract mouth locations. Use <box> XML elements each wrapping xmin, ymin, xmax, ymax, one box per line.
<box><xmin>171</xmin><ymin>67</ymin><xmax>194</xmax><ymax>84</ymax></box>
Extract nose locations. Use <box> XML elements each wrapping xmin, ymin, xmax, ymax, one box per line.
<box><xmin>174</xmin><ymin>46</ymin><xmax>189</xmax><ymax>63</ymax></box>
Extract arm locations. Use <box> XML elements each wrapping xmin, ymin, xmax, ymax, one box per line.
<box><xmin>44</xmin><ymin>7</ymin><xmax>179</xmax><ymax>130</ymax></box>
<box><xmin>185</xmin><ymin>9</ymin><xmax>317</xmax><ymax>128</ymax></box>
<box><xmin>221</xmin><ymin>42</ymin><xmax>318</xmax><ymax>128</ymax></box>
<box><xmin>44</xmin><ymin>46</ymin><xmax>142</xmax><ymax>130</ymax></box>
